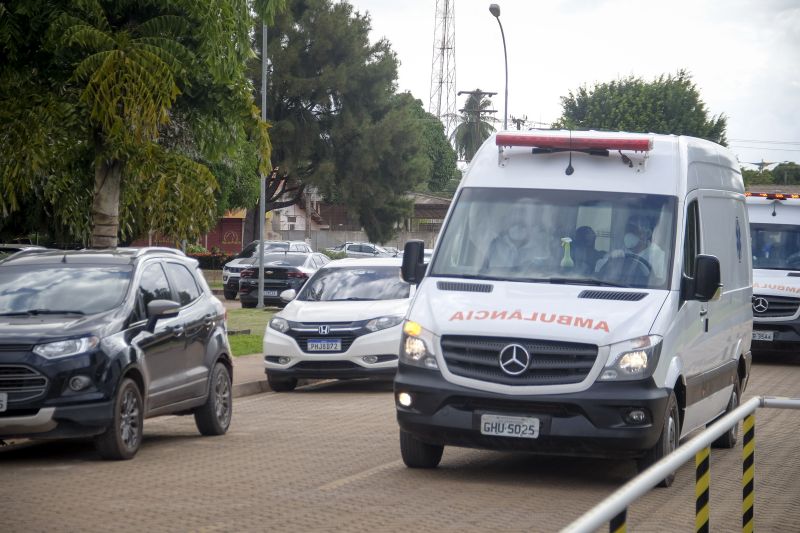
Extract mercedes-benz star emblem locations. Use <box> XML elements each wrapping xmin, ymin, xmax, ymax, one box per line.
<box><xmin>752</xmin><ymin>297</ymin><xmax>769</xmax><ymax>314</ymax></box>
<box><xmin>498</xmin><ymin>344</ymin><xmax>531</xmax><ymax>376</ymax></box>
<box><xmin>318</xmin><ymin>325</ymin><xmax>330</xmax><ymax>335</ymax></box>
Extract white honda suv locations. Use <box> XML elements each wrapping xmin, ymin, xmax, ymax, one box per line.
<box><xmin>263</xmin><ymin>258</ymin><xmax>411</xmax><ymax>391</ymax></box>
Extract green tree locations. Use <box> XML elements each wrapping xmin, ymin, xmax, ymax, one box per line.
<box><xmin>402</xmin><ymin>95</ymin><xmax>460</xmax><ymax>193</ymax></box>
<box><xmin>770</xmin><ymin>162</ymin><xmax>800</xmax><ymax>185</ymax></box>
<box><xmin>450</xmin><ymin>91</ymin><xmax>497</xmax><ymax>162</ymax></box>
<box><xmin>554</xmin><ymin>70</ymin><xmax>727</xmax><ymax>145</ymax></box>
<box><xmin>742</xmin><ymin>168</ymin><xmax>775</xmax><ymax>188</ymax></box>
<box><xmin>263</xmin><ymin>0</ymin><xmax>430</xmax><ymax>242</ymax></box>
<box><xmin>0</xmin><ymin>0</ymin><xmax>274</xmax><ymax>247</ymax></box>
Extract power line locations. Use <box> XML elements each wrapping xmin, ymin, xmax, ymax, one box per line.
<box><xmin>731</xmin><ymin>145</ymin><xmax>800</xmax><ymax>152</ymax></box>
<box><xmin>729</xmin><ymin>139</ymin><xmax>800</xmax><ymax>145</ymax></box>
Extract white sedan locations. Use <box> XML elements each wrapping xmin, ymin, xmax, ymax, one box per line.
<box><xmin>263</xmin><ymin>258</ymin><xmax>412</xmax><ymax>391</ymax></box>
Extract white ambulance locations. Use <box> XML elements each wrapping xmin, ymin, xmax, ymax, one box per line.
<box><xmin>396</xmin><ymin>130</ymin><xmax>752</xmax><ymax>486</ymax></box>
<box><xmin>746</xmin><ymin>192</ymin><xmax>800</xmax><ymax>354</ymax></box>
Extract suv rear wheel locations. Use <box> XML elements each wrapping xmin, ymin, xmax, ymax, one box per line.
<box><xmin>400</xmin><ymin>430</ymin><xmax>444</xmax><ymax>468</ymax></box>
<box><xmin>195</xmin><ymin>362</ymin><xmax>233</xmax><ymax>436</ymax></box>
<box><xmin>223</xmin><ymin>290</ymin><xmax>237</xmax><ymax>300</ymax></box>
<box><xmin>95</xmin><ymin>378</ymin><xmax>143</xmax><ymax>460</ymax></box>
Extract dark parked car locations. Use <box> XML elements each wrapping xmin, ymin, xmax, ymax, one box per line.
<box><xmin>0</xmin><ymin>248</ymin><xmax>232</xmax><ymax>460</ymax></box>
<box><xmin>238</xmin><ymin>252</ymin><xmax>329</xmax><ymax>308</ymax></box>
<box><xmin>222</xmin><ymin>240</ymin><xmax>313</xmax><ymax>300</ymax></box>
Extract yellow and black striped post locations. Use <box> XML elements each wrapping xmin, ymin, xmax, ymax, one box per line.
<box><xmin>743</xmin><ymin>414</ymin><xmax>755</xmax><ymax>533</ymax></box>
<box><xmin>609</xmin><ymin>508</ymin><xmax>626</xmax><ymax>533</ymax></box>
<box><xmin>695</xmin><ymin>446</ymin><xmax>710</xmax><ymax>533</ymax></box>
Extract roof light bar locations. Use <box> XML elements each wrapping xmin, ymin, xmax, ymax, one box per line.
<box><xmin>496</xmin><ymin>132</ymin><xmax>653</xmax><ymax>152</ymax></box>
<box><xmin>745</xmin><ymin>192</ymin><xmax>800</xmax><ymax>200</ymax></box>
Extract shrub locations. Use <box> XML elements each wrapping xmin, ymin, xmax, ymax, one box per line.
<box><xmin>321</xmin><ymin>250</ymin><xmax>347</xmax><ymax>260</ymax></box>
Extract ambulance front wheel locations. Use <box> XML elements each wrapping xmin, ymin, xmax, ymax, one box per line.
<box><xmin>400</xmin><ymin>430</ymin><xmax>443</xmax><ymax>468</ymax></box>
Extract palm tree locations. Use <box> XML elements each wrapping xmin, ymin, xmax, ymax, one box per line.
<box><xmin>450</xmin><ymin>90</ymin><xmax>497</xmax><ymax>162</ymax></box>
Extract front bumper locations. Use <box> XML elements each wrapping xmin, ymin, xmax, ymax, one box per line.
<box><xmin>394</xmin><ymin>364</ymin><xmax>669</xmax><ymax>458</ymax></box>
<box><xmin>264</xmin><ymin>326</ymin><xmax>400</xmax><ymax>379</ymax></box>
<box><xmin>752</xmin><ymin>320</ymin><xmax>800</xmax><ymax>353</ymax></box>
<box><xmin>0</xmin><ymin>400</ymin><xmax>113</xmax><ymax>439</ymax></box>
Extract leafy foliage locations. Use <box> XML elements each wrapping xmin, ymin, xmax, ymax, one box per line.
<box><xmin>743</xmin><ymin>163</ymin><xmax>800</xmax><ymax>188</ymax></box>
<box><xmin>554</xmin><ymin>70</ymin><xmax>727</xmax><ymax>145</ymax></box>
<box><xmin>0</xmin><ymin>0</ymin><xmax>276</xmax><ymax>246</ymax></box>
<box><xmin>263</xmin><ymin>0</ymin><xmax>434</xmax><ymax>242</ymax></box>
<box><xmin>450</xmin><ymin>91</ymin><xmax>497</xmax><ymax>162</ymax></box>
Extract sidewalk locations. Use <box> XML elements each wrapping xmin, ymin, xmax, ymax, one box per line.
<box><xmin>231</xmin><ymin>353</ymin><xmax>270</xmax><ymax>398</ymax></box>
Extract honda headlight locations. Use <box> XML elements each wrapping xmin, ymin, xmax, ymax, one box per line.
<box><xmin>400</xmin><ymin>321</ymin><xmax>438</xmax><ymax>370</ymax></box>
<box><xmin>269</xmin><ymin>317</ymin><xmax>290</xmax><ymax>333</ymax></box>
<box><xmin>33</xmin><ymin>336</ymin><xmax>99</xmax><ymax>359</ymax></box>
<box><xmin>365</xmin><ymin>315</ymin><xmax>404</xmax><ymax>332</ymax></box>
<box><xmin>598</xmin><ymin>335</ymin><xmax>662</xmax><ymax>381</ymax></box>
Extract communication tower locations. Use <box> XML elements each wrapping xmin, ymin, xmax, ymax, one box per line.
<box><xmin>429</xmin><ymin>0</ymin><xmax>457</xmax><ymax>137</ymax></box>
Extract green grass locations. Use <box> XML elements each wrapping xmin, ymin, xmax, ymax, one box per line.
<box><xmin>226</xmin><ymin>307</ymin><xmax>276</xmax><ymax>357</ymax></box>
<box><xmin>228</xmin><ymin>334</ymin><xmax>264</xmax><ymax>357</ymax></box>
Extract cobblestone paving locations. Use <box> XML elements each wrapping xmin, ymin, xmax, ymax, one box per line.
<box><xmin>1</xmin><ymin>355</ymin><xmax>799</xmax><ymax>532</ymax></box>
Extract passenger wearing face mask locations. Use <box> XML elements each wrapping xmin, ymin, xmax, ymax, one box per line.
<box><xmin>482</xmin><ymin>199</ymin><xmax>544</xmax><ymax>271</ymax></box>
<box><xmin>595</xmin><ymin>215</ymin><xmax>666</xmax><ymax>280</ymax></box>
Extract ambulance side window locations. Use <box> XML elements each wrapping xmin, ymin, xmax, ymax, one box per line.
<box><xmin>684</xmin><ymin>200</ymin><xmax>701</xmax><ymax>277</ymax></box>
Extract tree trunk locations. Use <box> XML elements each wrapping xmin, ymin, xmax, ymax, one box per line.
<box><xmin>90</xmin><ymin>158</ymin><xmax>123</xmax><ymax>249</ymax></box>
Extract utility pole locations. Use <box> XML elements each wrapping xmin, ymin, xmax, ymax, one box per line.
<box><xmin>257</xmin><ymin>23</ymin><xmax>268</xmax><ymax>309</ymax></box>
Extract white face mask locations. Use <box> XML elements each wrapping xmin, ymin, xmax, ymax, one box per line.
<box><xmin>624</xmin><ymin>233</ymin><xmax>640</xmax><ymax>249</ymax></box>
<box><xmin>508</xmin><ymin>225</ymin><xmax>526</xmax><ymax>242</ymax></box>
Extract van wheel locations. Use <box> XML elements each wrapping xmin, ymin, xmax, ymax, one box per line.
<box><xmin>194</xmin><ymin>363</ymin><xmax>232</xmax><ymax>436</ymax></box>
<box><xmin>267</xmin><ymin>374</ymin><xmax>297</xmax><ymax>392</ymax></box>
<box><xmin>95</xmin><ymin>378</ymin><xmax>143</xmax><ymax>460</ymax></box>
<box><xmin>637</xmin><ymin>391</ymin><xmax>680</xmax><ymax>487</ymax></box>
<box><xmin>711</xmin><ymin>376</ymin><xmax>740</xmax><ymax>449</ymax></box>
<box><xmin>400</xmin><ymin>430</ymin><xmax>444</xmax><ymax>468</ymax></box>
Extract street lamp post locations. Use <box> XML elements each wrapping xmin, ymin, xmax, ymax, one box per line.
<box><xmin>489</xmin><ymin>4</ymin><xmax>508</xmax><ymax>131</ymax></box>
<box><xmin>257</xmin><ymin>23</ymin><xmax>268</xmax><ymax>309</ymax></box>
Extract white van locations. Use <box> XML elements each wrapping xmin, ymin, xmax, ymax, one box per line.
<box><xmin>396</xmin><ymin>130</ymin><xmax>752</xmax><ymax>486</ymax></box>
<box><xmin>746</xmin><ymin>192</ymin><xmax>800</xmax><ymax>354</ymax></box>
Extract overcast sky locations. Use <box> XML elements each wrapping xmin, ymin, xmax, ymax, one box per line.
<box><xmin>347</xmin><ymin>0</ymin><xmax>800</xmax><ymax>168</ymax></box>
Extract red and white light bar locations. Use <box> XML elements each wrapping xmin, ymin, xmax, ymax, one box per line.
<box><xmin>745</xmin><ymin>192</ymin><xmax>800</xmax><ymax>200</ymax></box>
<box><xmin>496</xmin><ymin>132</ymin><xmax>653</xmax><ymax>152</ymax></box>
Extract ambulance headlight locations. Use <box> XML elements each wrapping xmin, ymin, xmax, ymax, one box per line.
<box><xmin>400</xmin><ymin>321</ymin><xmax>439</xmax><ymax>370</ymax></box>
<box><xmin>599</xmin><ymin>335</ymin><xmax>662</xmax><ymax>381</ymax></box>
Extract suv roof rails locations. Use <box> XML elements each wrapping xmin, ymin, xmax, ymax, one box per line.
<box><xmin>118</xmin><ymin>247</ymin><xmax>186</xmax><ymax>258</ymax></box>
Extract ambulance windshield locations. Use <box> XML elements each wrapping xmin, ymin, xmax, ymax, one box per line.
<box><xmin>750</xmin><ymin>223</ymin><xmax>800</xmax><ymax>270</ymax></box>
<box><xmin>430</xmin><ymin>187</ymin><xmax>677</xmax><ymax>290</ymax></box>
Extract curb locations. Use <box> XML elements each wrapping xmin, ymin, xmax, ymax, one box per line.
<box><xmin>233</xmin><ymin>379</ymin><xmax>271</xmax><ymax>398</ymax></box>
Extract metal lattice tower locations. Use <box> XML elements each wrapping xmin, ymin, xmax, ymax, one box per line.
<box><xmin>429</xmin><ymin>0</ymin><xmax>456</xmax><ymax>137</ymax></box>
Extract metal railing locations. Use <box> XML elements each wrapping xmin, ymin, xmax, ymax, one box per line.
<box><xmin>562</xmin><ymin>395</ymin><xmax>800</xmax><ymax>533</ymax></box>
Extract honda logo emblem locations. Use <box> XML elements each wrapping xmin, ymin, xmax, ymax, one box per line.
<box><xmin>318</xmin><ymin>325</ymin><xmax>330</xmax><ymax>335</ymax></box>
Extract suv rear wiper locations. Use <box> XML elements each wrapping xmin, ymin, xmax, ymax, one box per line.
<box><xmin>546</xmin><ymin>277</ymin><xmax>626</xmax><ymax>288</ymax></box>
<box><xmin>0</xmin><ymin>309</ymin><xmax>86</xmax><ymax>316</ymax></box>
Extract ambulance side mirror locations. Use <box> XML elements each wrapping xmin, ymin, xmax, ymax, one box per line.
<box><xmin>692</xmin><ymin>255</ymin><xmax>722</xmax><ymax>302</ymax></box>
<box><xmin>401</xmin><ymin>240</ymin><xmax>427</xmax><ymax>285</ymax></box>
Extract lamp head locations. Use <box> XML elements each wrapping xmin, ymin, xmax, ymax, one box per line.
<box><xmin>489</xmin><ymin>3</ymin><xmax>501</xmax><ymax>17</ymax></box>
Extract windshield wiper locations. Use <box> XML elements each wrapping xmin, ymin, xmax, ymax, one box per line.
<box><xmin>546</xmin><ymin>277</ymin><xmax>627</xmax><ymax>288</ymax></box>
<box><xmin>0</xmin><ymin>309</ymin><xmax>86</xmax><ymax>316</ymax></box>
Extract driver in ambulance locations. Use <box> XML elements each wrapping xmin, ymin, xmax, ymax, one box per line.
<box><xmin>595</xmin><ymin>215</ymin><xmax>666</xmax><ymax>281</ymax></box>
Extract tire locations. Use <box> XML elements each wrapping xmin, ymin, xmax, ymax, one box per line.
<box><xmin>637</xmin><ymin>391</ymin><xmax>680</xmax><ymax>487</ymax></box>
<box><xmin>711</xmin><ymin>376</ymin><xmax>741</xmax><ymax>449</ymax></box>
<box><xmin>94</xmin><ymin>378</ymin><xmax>144</xmax><ymax>460</ymax></box>
<box><xmin>267</xmin><ymin>373</ymin><xmax>297</xmax><ymax>392</ymax></box>
<box><xmin>223</xmin><ymin>290</ymin><xmax>237</xmax><ymax>301</ymax></box>
<box><xmin>400</xmin><ymin>430</ymin><xmax>444</xmax><ymax>469</ymax></box>
<box><xmin>194</xmin><ymin>362</ymin><xmax>233</xmax><ymax>436</ymax></box>
<box><xmin>241</xmin><ymin>299</ymin><xmax>256</xmax><ymax>309</ymax></box>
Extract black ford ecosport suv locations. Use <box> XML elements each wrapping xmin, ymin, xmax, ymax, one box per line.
<box><xmin>0</xmin><ymin>248</ymin><xmax>232</xmax><ymax>459</ymax></box>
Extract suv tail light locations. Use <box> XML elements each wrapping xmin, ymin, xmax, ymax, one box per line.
<box><xmin>287</xmin><ymin>270</ymin><xmax>308</xmax><ymax>280</ymax></box>
<box><xmin>240</xmin><ymin>268</ymin><xmax>255</xmax><ymax>279</ymax></box>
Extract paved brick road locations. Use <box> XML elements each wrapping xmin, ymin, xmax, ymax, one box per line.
<box><xmin>1</xmin><ymin>355</ymin><xmax>799</xmax><ymax>532</ymax></box>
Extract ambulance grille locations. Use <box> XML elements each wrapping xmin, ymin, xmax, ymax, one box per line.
<box><xmin>440</xmin><ymin>335</ymin><xmax>598</xmax><ymax>386</ymax></box>
<box><xmin>752</xmin><ymin>294</ymin><xmax>800</xmax><ymax>318</ymax></box>
<box><xmin>578</xmin><ymin>290</ymin><xmax>647</xmax><ymax>301</ymax></box>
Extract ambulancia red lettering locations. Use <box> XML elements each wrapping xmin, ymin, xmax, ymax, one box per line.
<box><xmin>447</xmin><ymin>309</ymin><xmax>611</xmax><ymax>332</ymax></box>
